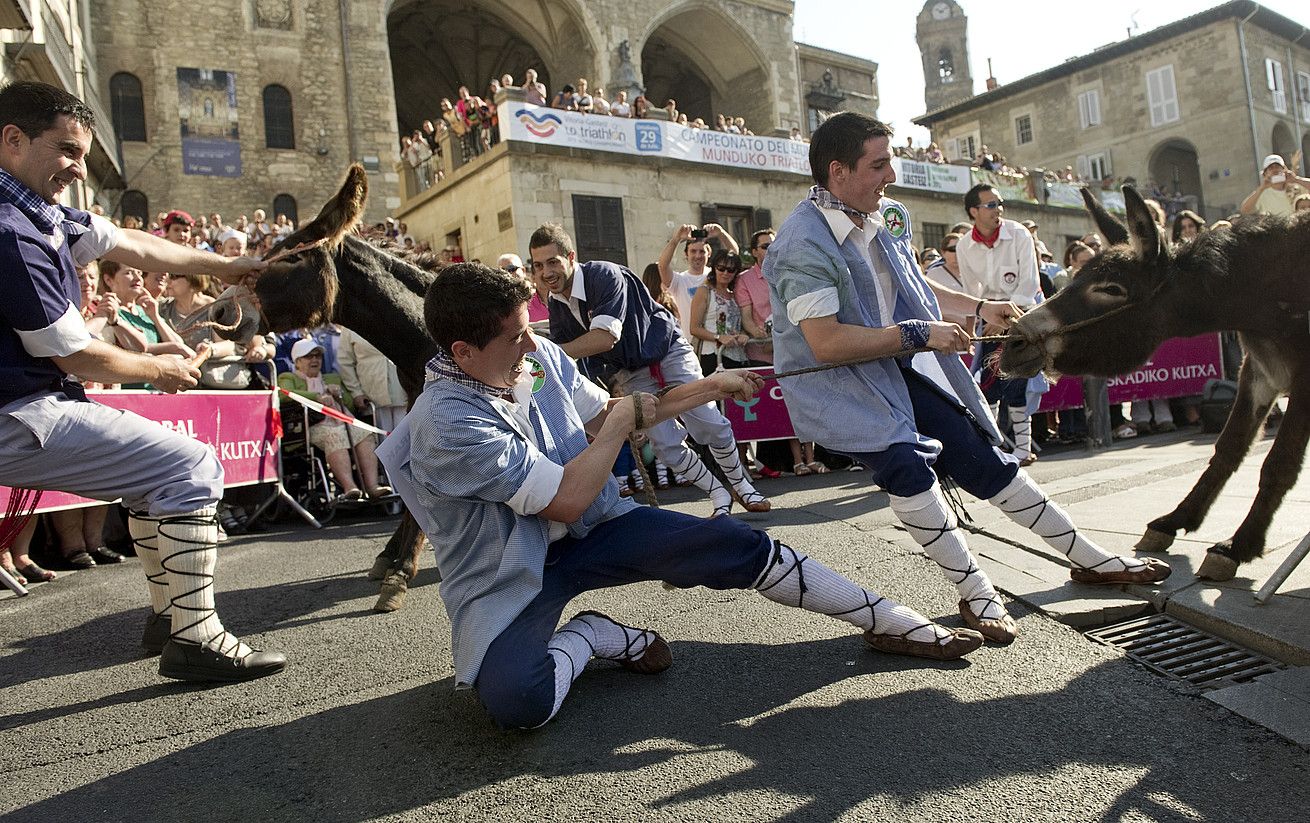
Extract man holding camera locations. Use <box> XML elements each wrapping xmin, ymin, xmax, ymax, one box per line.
<box><xmin>657</xmin><ymin>223</ymin><xmax>739</xmax><ymax>341</ymax></box>
<box><xmin>1240</xmin><ymin>154</ymin><xmax>1309</xmax><ymax>216</ymax></box>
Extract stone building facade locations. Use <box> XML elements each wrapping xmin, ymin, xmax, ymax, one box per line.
<box><xmin>1</xmin><ymin>0</ymin><xmax>122</xmax><ymax>209</ymax></box>
<box><xmin>80</xmin><ymin>0</ymin><xmax>877</xmax><ymax>229</ymax></box>
<box><xmin>913</xmin><ymin>1</ymin><xmax>1310</xmax><ymax>220</ymax></box>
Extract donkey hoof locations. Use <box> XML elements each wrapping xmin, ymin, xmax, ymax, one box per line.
<box><xmin>1196</xmin><ymin>550</ymin><xmax>1239</xmax><ymax>582</ymax></box>
<box><xmin>1135</xmin><ymin>528</ymin><xmax>1175</xmax><ymax>553</ymax></box>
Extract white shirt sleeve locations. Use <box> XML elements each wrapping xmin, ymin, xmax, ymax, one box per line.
<box><xmin>16</xmin><ymin>301</ymin><xmax>94</xmax><ymax>357</ymax></box>
<box><xmin>505</xmin><ymin>457</ymin><xmax>565</xmax><ymax>516</ymax></box>
<box><xmin>786</xmin><ymin>287</ymin><xmax>841</xmax><ymax>324</ymax></box>
<box><xmin>71</xmin><ymin>213</ymin><xmax>122</xmax><ymax>267</ymax></box>
<box><xmin>571</xmin><ymin>374</ymin><xmax>611</xmax><ymax>424</ymax></box>
<box><xmin>589</xmin><ymin>314</ymin><xmax>623</xmax><ymax>341</ymax></box>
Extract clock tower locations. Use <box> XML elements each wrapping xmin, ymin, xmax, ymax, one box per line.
<box><xmin>916</xmin><ymin>1</ymin><xmax>973</xmax><ymax>113</ymax></box>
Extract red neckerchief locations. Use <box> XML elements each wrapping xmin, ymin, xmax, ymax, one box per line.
<box><xmin>971</xmin><ymin>224</ymin><xmax>1001</xmax><ymax>249</ymax></box>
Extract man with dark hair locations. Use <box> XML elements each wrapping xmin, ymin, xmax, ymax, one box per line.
<box><xmin>375</xmin><ymin>262</ymin><xmax>985</xmax><ymax>729</ymax></box>
<box><xmin>954</xmin><ymin>184</ymin><xmax>1041</xmax><ymax>464</ymax></box>
<box><xmin>657</xmin><ymin>222</ymin><xmax>739</xmax><ymax>341</ymax></box>
<box><xmin>765</xmin><ymin>111</ymin><xmax>1169</xmax><ymax>646</ymax></box>
<box><xmin>528</xmin><ymin>222</ymin><xmax>768</xmax><ymax>516</ymax></box>
<box><xmin>0</xmin><ymin>81</ymin><xmax>281</xmax><ymax>682</ymax></box>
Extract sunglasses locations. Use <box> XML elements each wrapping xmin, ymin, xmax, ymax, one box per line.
<box><xmin>714</xmin><ymin>265</ymin><xmax>739</xmax><ymax>272</ymax></box>
<box><xmin>754</xmin><ymin>243</ymin><xmax>771</xmax><ymax>251</ymax></box>
<box><xmin>979</xmin><ymin>200</ymin><xmax>1004</xmax><ymax>210</ymax></box>
<box><xmin>943</xmin><ymin>245</ymin><xmax>957</xmax><ymax>253</ymax></box>
<box><xmin>502</xmin><ymin>264</ymin><xmax>522</xmax><ymax>273</ymax></box>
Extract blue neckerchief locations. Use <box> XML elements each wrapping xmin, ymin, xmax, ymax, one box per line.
<box><xmin>0</xmin><ymin>168</ymin><xmax>62</xmax><ymax>235</ymax></box>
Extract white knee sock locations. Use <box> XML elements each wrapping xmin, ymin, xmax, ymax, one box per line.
<box><xmin>1009</xmin><ymin>407</ymin><xmax>1032</xmax><ymax>460</ymax></box>
<box><xmin>889</xmin><ymin>486</ymin><xmax>1006</xmax><ymax>620</ymax></box>
<box><xmin>990</xmin><ymin>472</ymin><xmax>1145</xmax><ymax>574</ymax></box>
<box><xmin>129</xmin><ymin>511</ymin><xmax>169</xmax><ymax>615</ymax></box>
<box><xmin>707</xmin><ymin>441</ymin><xmax>763</xmax><ymax>501</ymax></box>
<box><xmin>667</xmin><ymin>445</ymin><xmax>732</xmax><ymax>515</ymax></box>
<box><xmin>753</xmin><ymin>541</ymin><xmax>951</xmax><ymax>644</ymax></box>
<box><xmin>543</xmin><ymin>612</ymin><xmax>657</xmax><ymax>726</ymax></box>
<box><xmin>157</xmin><ymin>507</ymin><xmax>253</xmax><ymax>657</ymax></box>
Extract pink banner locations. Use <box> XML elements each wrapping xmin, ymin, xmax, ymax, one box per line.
<box><xmin>724</xmin><ymin>368</ymin><xmax>796</xmax><ymax>441</ymax></box>
<box><xmin>1038</xmin><ymin>334</ymin><xmax>1224</xmax><ymax>412</ymax></box>
<box><xmin>0</xmin><ymin>390</ymin><xmax>279</xmax><ymax>516</ymax></box>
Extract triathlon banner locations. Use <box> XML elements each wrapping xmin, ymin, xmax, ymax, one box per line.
<box><xmin>501</xmin><ymin>102</ymin><xmax>812</xmax><ymax>176</ymax></box>
<box><xmin>0</xmin><ymin>390</ymin><xmax>279</xmax><ymax>516</ymax></box>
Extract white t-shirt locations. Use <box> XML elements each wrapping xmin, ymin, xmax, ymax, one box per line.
<box><xmin>668</xmin><ymin>270</ymin><xmax>706</xmax><ymax>340</ymax></box>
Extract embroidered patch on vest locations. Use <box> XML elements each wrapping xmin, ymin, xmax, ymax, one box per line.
<box><xmin>882</xmin><ymin>205</ymin><xmax>907</xmax><ymax>238</ymax></box>
<box><xmin>524</xmin><ymin>355</ymin><xmax>547</xmax><ymax>393</ymax></box>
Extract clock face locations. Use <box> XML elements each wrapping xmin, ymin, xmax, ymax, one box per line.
<box><xmin>932</xmin><ymin>2</ymin><xmax>951</xmax><ymax>20</ymax></box>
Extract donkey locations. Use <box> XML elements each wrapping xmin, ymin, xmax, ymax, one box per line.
<box><xmin>999</xmin><ymin>185</ymin><xmax>1310</xmax><ymax>581</ymax></box>
<box><xmin>219</xmin><ymin>165</ymin><xmax>441</xmax><ymax>609</ymax></box>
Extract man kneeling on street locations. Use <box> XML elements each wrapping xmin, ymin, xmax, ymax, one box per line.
<box><xmin>377</xmin><ymin>263</ymin><xmax>986</xmax><ymax>729</ymax></box>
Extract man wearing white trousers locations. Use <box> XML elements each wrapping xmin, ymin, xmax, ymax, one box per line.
<box><xmin>529</xmin><ymin>223</ymin><xmax>769</xmax><ymax>517</ymax></box>
<box><xmin>0</xmin><ymin>80</ymin><xmax>283</xmax><ymax>683</ymax></box>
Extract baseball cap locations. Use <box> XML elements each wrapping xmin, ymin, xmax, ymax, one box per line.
<box><xmin>1262</xmin><ymin>154</ymin><xmax>1286</xmax><ymax>172</ymax></box>
<box><xmin>162</xmin><ymin>210</ymin><xmax>195</xmax><ymax>228</ymax></box>
<box><xmin>1020</xmin><ymin>219</ymin><xmax>1038</xmax><ymax>230</ymax></box>
<box><xmin>291</xmin><ymin>338</ymin><xmax>325</xmax><ymax>360</ymax></box>
<box><xmin>1035</xmin><ymin>240</ymin><xmax>1052</xmax><ymax>259</ymax></box>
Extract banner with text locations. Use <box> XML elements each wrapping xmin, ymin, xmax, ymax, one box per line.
<box><xmin>0</xmin><ymin>390</ymin><xmax>279</xmax><ymax>516</ymax></box>
<box><xmin>501</xmin><ymin>102</ymin><xmax>812</xmax><ymax>176</ymax></box>
<box><xmin>1038</xmin><ymin>334</ymin><xmax>1224</xmax><ymax>412</ymax></box>
<box><xmin>723</xmin><ymin>368</ymin><xmax>797</xmax><ymax>442</ymax></box>
<box><xmin>890</xmin><ymin>158</ymin><xmax>973</xmax><ymax>195</ymax></box>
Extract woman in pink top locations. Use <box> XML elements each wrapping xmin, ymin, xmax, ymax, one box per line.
<box><xmin>736</xmin><ymin>230</ymin><xmax>828</xmax><ymax>477</ymax></box>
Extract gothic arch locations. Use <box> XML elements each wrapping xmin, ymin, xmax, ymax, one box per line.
<box><xmin>385</xmin><ymin>0</ymin><xmax>600</xmax><ymax>134</ymax></box>
<box><xmin>638</xmin><ymin>0</ymin><xmax>776</xmax><ymax>130</ymax></box>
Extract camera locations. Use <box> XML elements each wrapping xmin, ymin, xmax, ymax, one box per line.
<box><xmin>690</xmin><ymin>228</ymin><xmax>708</xmax><ymax>239</ymax></box>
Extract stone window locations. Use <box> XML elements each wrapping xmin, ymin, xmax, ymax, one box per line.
<box><xmin>1077</xmin><ymin>89</ymin><xmax>1101</xmax><ymax>129</ymax></box>
<box><xmin>1266</xmin><ymin>58</ymin><xmax>1287</xmax><ymax>114</ymax></box>
<box><xmin>1077</xmin><ymin>152</ymin><xmax>1112</xmax><ymax>182</ymax></box>
<box><xmin>109</xmin><ymin>73</ymin><xmax>147</xmax><ymax>142</ymax></box>
<box><xmin>921</xmin><ymin>222</ymin><xmax>947</xmax><ymax>253</ymax></box>
<box><xmin>1297</xmin><ymin>71</ymin><xmax>1310</xmax><ymax>124</ymax></box>
<box><xmin>263</xmin><ymin>84</ymin><xmax>295</xmax><ymax>149</ymax></box>
<box><xmin>571</xmin><ymin>194</ymin><xmax>627</xmax><ymax>267</ymax></box>
<box><xmin>938</xmin><ymin>48</ymin><xmax>955</xmax><ymax>82</ymax></box>
<box><xmin>1145</xmin><ymin>65</ymin><xmax>1179</xmax><ymax>127</ymax></box>
<box><xmin>273</xmin><ymin>193</ymin><xmax>298</xmax><ymax>226</ymax></box>
<box><xmin>1015</xmin><ymin>114</ymin><xmax>1033</xmax><ymax>145</ymax></box>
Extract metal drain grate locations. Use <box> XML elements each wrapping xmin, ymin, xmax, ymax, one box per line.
<box><xmin>1086</xmin><ymin>614</ymin><xmax>1286</xmax><ymax>689</ymax></box>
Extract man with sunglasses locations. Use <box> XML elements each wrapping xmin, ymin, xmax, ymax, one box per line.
<box><xmin>956</xmin><ymin>183</ymin><xmax>1042</xmax><ymax>466</ymax></box>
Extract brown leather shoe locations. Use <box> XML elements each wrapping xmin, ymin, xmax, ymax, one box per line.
<box><xmin>1071</xmin><ymin>556</ymin><xmax>1172</xmax><ymax>585</ymax></box>
<box><xmin>864</xmin><ymin>627</ymin><xmax>984</xmax><ymax>660</ymax></box>
<box><xmin>959</xmin><ymin>601</ymin><xmax>1019</xmax><ymax>645</ymax></box>
<box><xmin>619</xmin><ymin>633</ymin><xmax>673</xmax><ymax>675</ymax></box>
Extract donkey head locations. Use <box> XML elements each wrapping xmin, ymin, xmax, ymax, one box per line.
<box><xmin>248</xmin><ymin>164</ymin><xmax>368</xmax><ymax>331</ymax></box>
<box><xmin>1001</xmin><ymin>185</ymin><xmax>1175</xmax><ymax>378</ymax></box>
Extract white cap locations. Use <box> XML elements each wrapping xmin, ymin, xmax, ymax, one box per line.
<box><xmin>290</xmin><ymin>338</ymin><xmax>324</xmax><ymax>361</ymax></box>
<box><xmin>217</xmin><ymin>227</ymin><xmax>246</xmax><ymax>246</ymax></box>
<box><xmin>1262</xmin><ymin>154</ymin><xmax>1286</xmax><ymax>171</ymax></box>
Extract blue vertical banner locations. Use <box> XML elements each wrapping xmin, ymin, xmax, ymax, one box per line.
<box><xmin>177</xmin><ymin>67</ymin><xmax>242</xmax><ymax>177</ymax></box>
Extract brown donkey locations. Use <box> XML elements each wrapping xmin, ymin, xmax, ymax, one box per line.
<box><xmin>219</xmin><ymin>165</ymin><xmax>442</xmax><ymax>609</ymax></box>
<box><xmin>1000</xmin><ymin>185</ymin><xmax>1310</xmax><ymax>581</ymax></box>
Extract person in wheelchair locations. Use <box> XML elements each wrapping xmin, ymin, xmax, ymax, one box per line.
<box><xmin>279</xmin><ymin>338</ymin><xmax>391</xmax><ymax>502</ymax></box>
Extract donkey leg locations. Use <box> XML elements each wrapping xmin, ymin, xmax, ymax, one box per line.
<box><xmin>1199</xmin><ymin>387</ymin><xmax>1310</xmax><ymax>580</ymax></box>
<box><xmin>373</xmin><ymin>511</ymin><xmax>428</xmax><ymax>613</ymax></box>
<box><xmin>1137</xmin><ymin>363</ymin><xmax>1277</xmax><ymax>551</ymax></box>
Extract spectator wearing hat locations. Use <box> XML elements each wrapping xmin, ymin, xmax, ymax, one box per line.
<box><xmin>1240</xmin><ymin>154</ymin><xmax>1310</xmax><ymax>216</ymax></box>
<box><xmin>279</xmin><ymin>338</ymin><xmax>390</xmax><ymax>501</ymax></box>
<box><xmin>217</xmin><ymin>227</ymin><xmax>248</xmax><ymax>257</ymax></box>
<box><xmin>161</xmin><ymin>210</ymin><xmax>194</xmax><ymax>245</ymax></box>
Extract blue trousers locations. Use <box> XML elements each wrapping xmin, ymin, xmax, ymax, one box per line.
<box><xmin>844</xmin><ymin>367</ymin><xmax>1018</xmax><ymax>499</ymax></box>
<box><xmin>475</xmin><ymin>507</ymin><xmax>771</xmax><ymax>729</ymax></box>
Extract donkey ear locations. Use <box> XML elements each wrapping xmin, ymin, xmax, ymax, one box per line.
<box><xmin>1079</xmin><ymin>187</ymin><xmax>1129</xmax><ymax>247</ymax></box>
<box><xmin>297</xmin><ymin>164</ymin><xmax>368</xmax><ymax>249</ymax></box>
<box><xmin>1121</xmin><ymin>185</ymin><xmax>1167</xmax><ymax>265</ymax></box>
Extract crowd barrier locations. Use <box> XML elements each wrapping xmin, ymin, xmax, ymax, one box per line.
<box><xmin>722</xmin><ymin>334</ymin><xmax>1224</xmax><ymax>441</ymax></box>
<box><xmin>0</xmin><ymin>390</ymin><xmax>279</xmax><ymax>517</ymax></box>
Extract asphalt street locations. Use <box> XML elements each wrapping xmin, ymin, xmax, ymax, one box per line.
<box><xmin>3</xmin><ymin>457</ymin><xmax>1310</xmax><ymax>822</ymax></box>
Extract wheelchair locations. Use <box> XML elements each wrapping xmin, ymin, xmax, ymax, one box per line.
<box><xmin>274</xmin><ymin>397</ymin><xmax>402</xmax><ymax>526</ymax></box>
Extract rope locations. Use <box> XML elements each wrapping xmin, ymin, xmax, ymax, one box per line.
<box><xmin>0</xmin><ymin>487</ymin><xmax>43</xmax><ymax>552</ymax></box>
<box><xmin>767</xmin><ymin>335</ymin><xmax>1010</xmax><ymax>382</ymax></box>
